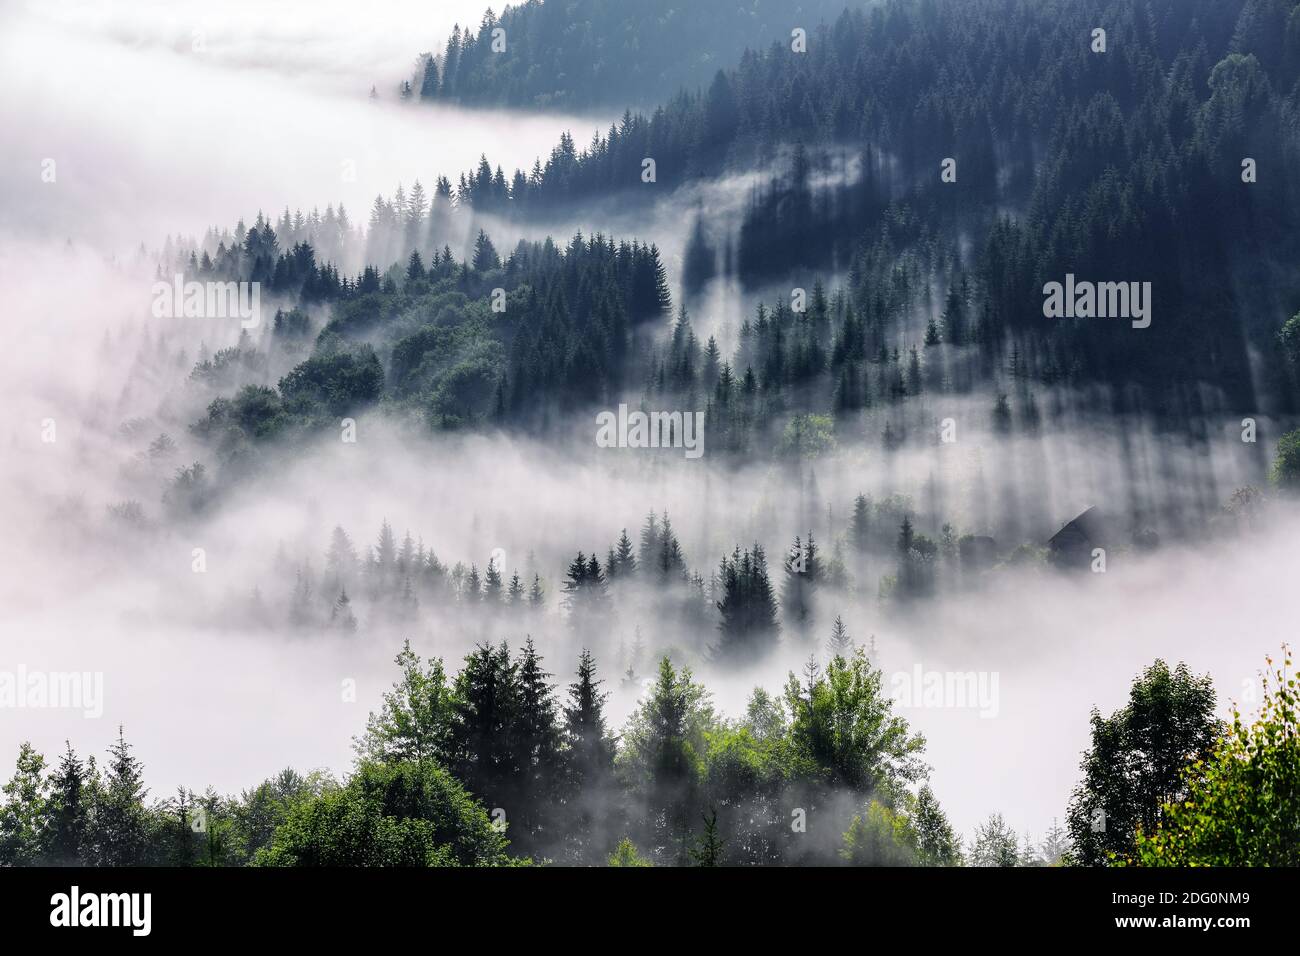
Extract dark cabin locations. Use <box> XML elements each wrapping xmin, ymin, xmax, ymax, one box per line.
<box><xmin>1048</xmin><ymin>507</ymin><xmax>1111</xmax><ymax>569</ymax></box>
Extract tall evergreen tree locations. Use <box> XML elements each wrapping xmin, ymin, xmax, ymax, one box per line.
<box><xmin>562</xmin><ymin>649</ymin><xmax>618</xmax><ymax>863</ymax></box>
<box><xmin>42</xmin><ymin>742</ymin><xmax>87</xmax><ymax>865</ymax></box>
<box><xmin>88</xmin><ymin>728</ymin><xmax>151</xmax><ymax>866</ymax></box>
<box><xmin>826</xmin><ymin>614</ymin><xmax>853</xmax><ymax>657</ymax></box>
<box><xmin>714</xmin><ymin>544</ymin><xmax>781</xmax><ymax>661</ymax></box>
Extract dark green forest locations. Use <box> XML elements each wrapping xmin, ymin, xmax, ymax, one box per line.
<box><xmin>403</xmin><ymin>0</ymin><xmax>851</xmax><ymax>110</ymax></box>
<box><xmin>155</xmin><ymin>0</ymin><xmax>1300</xmax><ymax>483</ymax></box>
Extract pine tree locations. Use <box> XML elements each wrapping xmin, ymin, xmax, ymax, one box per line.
<box><xmin>913</xmin><ymin>785</ymin><xmax>961</xmax><ymax>865</ymax></box>
<box><xmin>464</xmin><ymin>564</ymin><xmax>483</xmax><ymax>603</ymax></box>
<box><xmin>89</xmin><ymin>728</ymin><xmax>150</xmax><ymax>866</ymax></box>
<box><xmin>331</xmin><ymin>589</ymin><xmax>358</xmax><ymax>632</ymax></box>
<box><xmin>827</xmin><ymin>614</ymin><xmax>853</xmax><ymax>657</ymax></box>
<box><xmin>484</xmin><ymin>555</ymin><xmax>504</xmax><ymax>602</ymax></box>
<box><xmin>620</xmin><ymin>657</ymin><xmax>712</xmax><ymax>864</ymax></box>
<box><xmin>289</xmin><ymin>565</ymin><xmax>316</xmax><ymax>628</ymax></box>
<box><xmin>325</xmin><ymin>526</ymin><xmax>359</xmax><ymax>592</ymax></box>
<box><xmin>450</xmin><ymin>642</ymin><xmax>519</xmax><ymax>814</ymax></box>
<box><xmin>373</xmin><ymin>519</ymin><xmax>397</xmax><ymax>582</ymax></box>
<box><xmin>714</xmin><ymin>544</ymin><xmax>781</xmax><ymax>661</ymax></box>
<box><xmin>514</xmin><ymin>639</ymin><xmax>563</xmax><ymax>849</ymax></box>
<box><xmin>472</xmin><ymin>229</ymin><xmax>501</xmax><ymax>270</ymax></box>
<box><xmin>637</xmin><ymin>511</ymin><xmax>660</xmax><ymax>569</ymax></box>
<box><xmin>42</xmin><ymin>742</ymin><xmax>87</xmax><ymax>865</ymax></box>
<box><xmin>613</xmin><ymin>528</ymin><xmax>636</xmax><ymax>577</ymax></box>
<box><xmin>941</xmin><ymin>282</ymin><xmax>966</xmax><ymax>345</ymax></box>
<box><xmin>1040</xmin><ymin>819</ymin><xmax>1067</xmax><ymax>865</ymax></box>
<box><xmin>406</xmin><ymin>249</ymin><xmax>426</xmax><ymax>281</ymax></box>
<box><xmin>970</xmin><ymin>813</ymin><xmax>1019</xmax><ymax>867</ymax></box>
<box><xmin>993</xmin><ymin>393</ymin><xmax>1012</xmax><ymax>433</ymax></box>
<box><xmin>781</xmin><ymin>532</ymin><xmax>821</xmax><ymax>636</ymax></box>
<box><xmin>562</xmin><ymin>551</ymin><xmax>589</xmax><ymax>613</ymax></box>
<box><xmin>656</xmin><ymin>513</ymin><xmax>686</xmax><ymax>580</ymax></box>
<box><xmin>691</xmin><ymin>808</ymin><xmax>724</xmax><ymax>866</ymax></box>
<box><xmin>850</xmin><ymin>493</ymin><xmax>871</xmax><ymax>552</ymax></box>
<box><xmin>564</xmin><ymin>650</ymin><xmax>616</xmax><ymax>787</ymax></box>
<box><xmin>924</xmin><ymin>315</ymin><xmax>941</xmax><ymax>346</ymax></box>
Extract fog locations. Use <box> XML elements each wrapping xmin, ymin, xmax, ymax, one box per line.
<box><xmin>0</xmin><ymin>0</ymin><xmax>606</xmax><ymax>248</ymax></box>
<box><xmin>1</xmin><ymin>0</ymin><xmax>1295</xmax><ymax>848</ymax></box>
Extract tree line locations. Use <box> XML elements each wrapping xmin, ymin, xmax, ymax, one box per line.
<box><xmin>4</xmin><ymin>644</ymin><xmax>1294</xmax><ymax>866</ymax></box>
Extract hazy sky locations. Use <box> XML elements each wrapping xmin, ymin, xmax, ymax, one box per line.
<box><xmin>0</xmin><ymin>0</ymin><xmax>605</xmax><ymax>249</ymax></box>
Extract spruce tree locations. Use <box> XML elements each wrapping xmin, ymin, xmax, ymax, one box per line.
<box><xmin>850</xmin><ymin>493</ymin><xmax>871</xmax><ymax>552</ymax></box>
<box><xmin>42</xmin><ymin>742</ymin><xmax>87</xmax><ymax>865</ymax></box>
<box><xmin>331</xmin><ymin>589</ymin><xmax>358</xmax><ymax>632</ymax></box>
<box><xmin>562</xmin><ymin>649</ymin><xmax>618</xmax><ymax>863</ymax></box>
<box><xmin>484</xmin><ymin>556</ymin><xmax>504</xmax><ymax>602</ymax></box>
<box><xmin>513</xmin><ymin>639</ymin><xmax>563</xmax><ymax>851</ymax></box>
<box><xmin>90</xmin><ymin>728</ymin><xmax>150</xmax><ymax>866</ymax></box>
<box><xmin>714</xmin><ymin>544</ymin><xmax>781</xmax><ymax>661</ymax></box>
<box><xmin>614</xmin><ymin>528</ymin><xmax>636</xmax><ymax>577</ymax></box>
<box><xmin>827</xmin><ymin>614</ymin><xmax>853</xmax><ymax>657</ymax></box>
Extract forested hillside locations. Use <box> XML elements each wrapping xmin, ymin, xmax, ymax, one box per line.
<box><xmin>405</xmin><ymin>0</ymin><xmax>851</xmax><ymax>110</ymax></box>
<box><xmin>158</xmin><ymin>0</ymin><xmax>1300</xmax><ymax>468</ymax></box>
<box><xmin>9</xmin><ymin>0</ymin><xmax>1300</xmax><ymax>877</ymax></box>
<box><xmin>408</xmin><ymin>0</ymin><xmax>1300</xmax><ymax>405</ymax></box>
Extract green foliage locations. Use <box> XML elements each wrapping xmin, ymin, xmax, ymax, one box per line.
<box><xmin>690</xmin><ymin>808</ymin><xmax>724</xmax><ymax>866</ymax></box>
<box><xmin>617</xmin><ymin>657</ymin><xmax>715</xmax><ymax>864</ymax></box>
<box><xmin>608</xmin><ymin>837</ymin><xmax>653</xmax><ymax>867</ymax></box>
<box><xmin>254</xmin><ymin>760</ymin><xmax>519</xmax><ymax>866</ymax></box>
<box><xmin>419</xmin><ymin>0</ymin><xmax>850</xmax><ymax>111</ymax></box>
<box><xmin>912</xmin><ymin>785</ymin><xmax>962</xmax><ymax>866</ymax></box>
<box><xmin>41</xmin><ymin>743</ymin><xmax>88</xmax><ymax>865</ymax></box>
<box><xmin>969</xmin><ymin>813</ymin><xmax>1020</xmax><ymax>867</ymax></box>
<box><xmin>3</xmin><ymin>640</ymin><xmax>1293</xmax><ymax>868</ymax></box>
<box><xmin>841</xmin><ymin>800</ymin><xmax>918</xmax><ymax>866</ymax></box>
<box><xmin>353</xmin><ymin>639</ymin><xmax>454</xmax><ymax>766</ymax></box>
<box><xmin>563</xmin><ymin>649</ymin><xmax>619</xmax><ymax>864</ymax></box>
<box><xmin>0</xmin><ymin>743</ymin><xmax>48</xmax><ymax>866</ymax></box>
<box><xmin>86</xmin><ymin>728</ymin><xmax>152</xmax><ymax>866</ymax></box>
<box><xmin>1278</xmin><ymin>312</ymin><xmax>1300</xmax><ymax>368</ymax></box>
<box><xmin>714</xmin><ymin>544</ymin><xmax>780</xmax><ymax>661</ymax></box>
<box><xmin>227</xmin><ymin>769</ymin><xmax>331</xmax><ymax>864</ymax></box>
<box><xmin>783</xmin><ymin>649</ymin><xmax>926</xmax><ymax>795</ymax></box>
<box><xmin>277</xmin><ymin>343</ymin><xmax>383</xmax><ymax>415</ymax></box>
<box><xmin>1270</xmin><ymin>428</ymin><xmax>1300</xmax><ymax>490</ymax></box>
<box><xmin>1066</xmin><ymin>661</ymin><xmax>1220</xmax><ymax>865</ymax></box>
<box><xmin>778</xmin><ymin>414</ymin><xmax>837</xmax><ymax>459</ymax></box>
<box><xmin>1128</xmin><ymin>647</ymin><xmax>1300</xmax><ymax>866</ymax></box>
